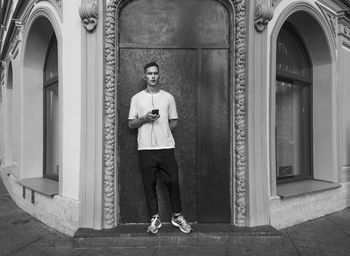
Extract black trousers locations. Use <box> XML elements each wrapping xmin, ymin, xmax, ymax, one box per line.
<box><xmin>138</xmin><ymin>149</ymin><xmax>182</xmax><ymax>217</ymax></box>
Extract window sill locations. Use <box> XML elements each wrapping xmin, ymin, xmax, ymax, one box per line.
<box><xmin>277</xmin><ymin>179</ymin><xmax>341</xmax><ymax>199</ymax></box>
<box><xmin>17</xmin><ymin>177</ymin><xmax>58</xmax><ymax>197</ymax></box>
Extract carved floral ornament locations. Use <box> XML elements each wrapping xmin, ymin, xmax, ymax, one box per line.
<box><xmin>9</xmin><ymin>20</ymin><xmax>24</xmax><ymax>58</ymax></box>
<box><xmin>79</xmin><ymin>0</ymin><xmax>98</xmax><ymax>32</ymax></box>
<box><xmin>104</xmin><ymin>0</ymin><xmax>248</xmax><ymax>227</ymax></box>
<box><xmin>254</xmin><ymin>0</ymin><xmax>274</xmax><ymax>32</ymax></box>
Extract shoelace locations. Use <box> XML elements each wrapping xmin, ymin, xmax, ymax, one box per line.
<box><xmin>151</xmin><ymin>217</ymin><xmax>160</xmax><ymax>226</ymax></box>
<box><xmin>175</xmin><ymin>216</ymin><xmax>187</xmax><ymax>226</ymax></box>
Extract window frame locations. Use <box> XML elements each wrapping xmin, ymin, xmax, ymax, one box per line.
<box><xmin>275</xmin><ymin>23</ymin><xmax>314</xmax><ymax>184</ymax></box>
<box><xmin>43</xmin><ymin>35</ymin><xmax>59</xmax><ymax>181</ymax></box>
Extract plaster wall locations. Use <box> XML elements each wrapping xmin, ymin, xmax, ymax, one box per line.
<box><xmin>270</xmin><ymin>183</ymin><xmax>350</xmax><ymax>229</ymax></box>
<box><xmin>21</xmin><ymin>66</ymin><xmax>43</xmax><ymax>178</ymax></box>
<box><xmin>12</xmin><ymin>58</ymin><xmax>21</xmax><ymax>178</ymax></box>
<box><xmin>0</xmin><ymin>95</ymin><xmax>4</xmax><ymax>163</ymax></box>
<box><xmin>2</xmin><ymin>86</ymin><xmax>10</xmax><ymax>166</ymax></box>
<box><xmin>61</xmin><ymin>0</ymin><xmax>82</xmax><ymax>200</ymax></box>
<box><xmin>0</xmin><ymin>172</ymin><xmax>80</xmax><ymax>236</ymax></box>
<box><xmin>340</xmin><ymin>44</ymin><xmax>350</xmax><ymax>169</ymax></box>
<box><xmin>5</xmin><ymin>86</ymin><xmax>13</xmax><ymax>165</ymax></box>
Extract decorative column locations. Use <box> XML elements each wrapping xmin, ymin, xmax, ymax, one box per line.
<box><xmin>245</xmin><ymin>0</ymin><xmax>273</xmax><ymax>226</ymax></box>
<box><xmin>79</xmin><ymin>0</ymin><xmax>106</xmax><ymax>229</ymax></box>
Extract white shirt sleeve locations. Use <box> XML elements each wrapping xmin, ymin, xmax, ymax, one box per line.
<box><xmin>168</xmin><ymin>95</ymin><xmax>178</xmax><ymax>120</ymax></box>
<box><xmin>128</xmin><ymin>96</ymin><xmax>138</xmax><ymax>120</ymax></box>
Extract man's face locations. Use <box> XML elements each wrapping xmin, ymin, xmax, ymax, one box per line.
<box><xmin>144</xmin><ymin>66</ymin><xmax>160</xmax><ymax>87</ymax></box>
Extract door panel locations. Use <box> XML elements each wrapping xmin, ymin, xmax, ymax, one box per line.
<box><xmin>119</xmin><ymin>49</ymin><xmax>197</xmax><ymax>223</ymax></box>
<box><xmin>120</xmin><ymin>0</ymin><xmax>229</xmax><ymax>46</ymax></box>
<box><xmin>118</xmin><ymin>0</ymin><xmax>231</xmax><ymax>223</ymax></box>
<box><xmin>198</xmin><ymin>49</ymin><xmax>230</xmax><ymax>222</ymax></box>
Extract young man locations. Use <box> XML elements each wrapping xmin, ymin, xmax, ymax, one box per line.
<box><xmin>128</xmin><ymin>61</ymin><xmax>192</xmax><ymax>234</ymax></box>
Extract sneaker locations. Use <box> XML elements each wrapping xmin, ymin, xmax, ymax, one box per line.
<box><xmin>147</xmin><ymin>215</ymin><xmax>162</xmax><ymax>234</ymax></box>
<box><xmin>171</xmin><ymin>215</ymin><xmax>192</xmax><ymax>233</ymax></box>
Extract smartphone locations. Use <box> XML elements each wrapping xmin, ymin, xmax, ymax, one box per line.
<box><xmin>151</xmin><ymin>109</ymin><xmax>159</xmax><ymax>115</ymax></box>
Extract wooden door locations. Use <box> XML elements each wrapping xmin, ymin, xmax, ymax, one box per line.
<box><xmin>118</xmin><ymin>0</ymin><xmax>231</xmax><ymax>223</ymax></box>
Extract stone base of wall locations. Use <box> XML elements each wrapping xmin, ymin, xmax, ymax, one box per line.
<box><xmin>0</xmin><ymin>171</ymin><xmax>80</xmax><ymax>236</ymax></box>
<box><xmin>270</xmin><ymin>182</ymin><xmax>350</xmax><ymax>229</ymax></box>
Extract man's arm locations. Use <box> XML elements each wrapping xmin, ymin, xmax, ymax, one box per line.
<box><xmin>128</xmin><ymin>112</ymin><xmax>160</xmax><ymax>129</ymax></box>
<box><xmin>169</xmin><ymin>119</ymin><xmax>178</xmax><ymax>130</ymax></box>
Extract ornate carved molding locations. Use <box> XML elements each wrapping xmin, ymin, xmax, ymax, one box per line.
<box><xmin>8</xmin><ymin>20</ymin><xmax>23</xmax><ymax>59</ymax></box>
<box><xmin>337</xmin><ymin>10</ymin><xmax>350</xmax><ymax>39</ymax></box>
<box><xmin>0</xmin><ymin>61</ymin><xmax>7</xmax><ymax>86</ymax></box>
<box><xmin>104</xmin><ymin>0</ymin><xmax>248</xmax><ymax>227</ymax></box>
<box><xmin>79</xmin><ymin>0</ymin><xmax>98</xmax><ymax>32</ymax></box>
<box><xmin>234</xmin><ymin>0</ymin><xmax>248</xmax><ymax>226</ymax></box>
<box><xmin>316</xmin><ymin>2</ymin><xmax>337</xmax><ymax>38</ymax></box>
<box><xmin>254</xmin><ymin>0</ymin><xmax>274</xmax><ymax>32</ymax></box>
<box><xmin>104</xmin><ymin>0</ymin><xmax>119</xmax><ymax>228</ymax></box>
<box><xmin>272</xmin><ymin>0</ymin><xmax>282</xmax><ymax>8</ymax></box>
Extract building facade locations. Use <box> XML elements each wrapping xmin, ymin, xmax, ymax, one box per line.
<box><xmin>0</xmin><ymin>0</ymin><xmax>350</xmax><ymax>236</ymax></box>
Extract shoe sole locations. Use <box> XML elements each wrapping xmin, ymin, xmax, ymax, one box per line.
<box><xmin>171</xmin><ymin>219</ymin><xmax>191</xmax><ymax>233</ymax></box>
<box><xmin>147</xmin><ymin>223</ymin><xmax>162</xmax><ymax>234</ymax></box>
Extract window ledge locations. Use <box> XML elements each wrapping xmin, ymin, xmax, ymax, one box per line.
<box><xmin>17</xmin><ymin>177</ymin><xmax>58</xmax><ymax>197</ymax></box>
<box><xmin>277</xmin><ymin>179</ymin><xmax>341</xmax><ymax>199</ymax></box>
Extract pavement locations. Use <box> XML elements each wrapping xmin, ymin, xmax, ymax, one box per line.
<box><xmin>1</xmin><ymin>177</ymin><xmax>350</xmax><ymax>256</ymax></box>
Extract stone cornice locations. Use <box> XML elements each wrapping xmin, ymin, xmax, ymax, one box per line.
<box><xmin>334</xmin><ymin>0</ymin><xmax>350</xmax><ymax>9</ymax></box>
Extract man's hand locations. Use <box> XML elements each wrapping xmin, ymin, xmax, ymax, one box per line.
<box><xmin>128</xmin><ymin>111</ymin><xmax>160</xmax><ymax>129</ymax></box>
<box><xmin>143</xmin><ymin>111</ymin><xmax>160</xmax><ymax>122</ymax></box>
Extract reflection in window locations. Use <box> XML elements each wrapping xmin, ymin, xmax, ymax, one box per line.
<box><xmin>43</xmin><ymin>35</ymin><xmax>59</xmax><ymax>181</ymax></box>
<box><xmin>44</xmin><ymin>35</ymin><xmax>58</xmax><ymax>81</ymax></box>
<box><xmin>276</xmin><ymin>24</ymin><xmax>312</xmax><ymax>181</ymax></box>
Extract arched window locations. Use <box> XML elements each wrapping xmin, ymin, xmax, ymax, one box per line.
<box><xmin>43</xmin><ymin>34</ymin><xmax>59</xmax><ymax>181</ymax></box>
<box><xmin>275</xmin><ymin>23</ymin><xmax>312</xmax><ymax>182</ymax></box>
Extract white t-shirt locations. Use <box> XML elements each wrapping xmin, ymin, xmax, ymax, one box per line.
<box><xmin>128</xmin><ymin>90</ymin><xmax>178</xmax><ymax>150</ymax></box>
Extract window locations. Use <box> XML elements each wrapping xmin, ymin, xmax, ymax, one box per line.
<box><xmin>43</xmin><ymin>35</ymin><xmax>58</xmax><ymax>181</ymax></box>
<box><xmin>276</xmin><ymin>24</ymin><xmax>312</xmax><ymax>182</ymax></box>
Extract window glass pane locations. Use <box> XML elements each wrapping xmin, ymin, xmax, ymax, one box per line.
<box><xmin>277</xmin><ymin>26</ymin><xmax>311</xmax><ymax>78</ymax></box>
<box><xmin>276</xmin><ymin>80</ymin><xmax>311</xmax><ymax>180</ymax></box>
<box><xmin>44</xmin><ymin>36</ymin><xmax>58</xmax><ymax>81</ymax></box>
<box><xmin>45</xmin><ymin>84</ymin><xmax>59</xmax><ymax>180</ymax></box>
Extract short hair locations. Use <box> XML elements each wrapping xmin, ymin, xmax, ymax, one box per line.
<box><xmin>143</xmin><ymin>61</ymin><xmax>159</xmax><ymax>73</ymax></box>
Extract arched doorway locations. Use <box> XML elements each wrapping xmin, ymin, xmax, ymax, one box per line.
<box><xmin>118</xmin><ymin>0</ymin><xmax>232</xmax><ymax>223</ymax></box>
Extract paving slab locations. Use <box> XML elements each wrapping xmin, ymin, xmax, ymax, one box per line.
<box><xmin>295</xmin><ymin>246</ymin><xmax>350</xmax><ymax>256</ymax></box>
<box><xmin>226</xmin><ymin>246</ymin><xmax>299</xmax><ymax>256</ymax></box>
<box><xmin>283</xmin><ymin>218</ymin><xmax>350</xmax><ymax>249</ymax></box>
<box><xmin>154</xmin><ymin>246</ymin><xmax>226</xmax><ymax>256</ymax></box>
<box><xmin>1</xmin><ymin>178</ymin><xmax>350</xmax><ymax>256</ymax></box>
<box><xmin>74</xmin><ymin>247</ymin><xmax>156</xmax><ymax>256</ymax></box>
